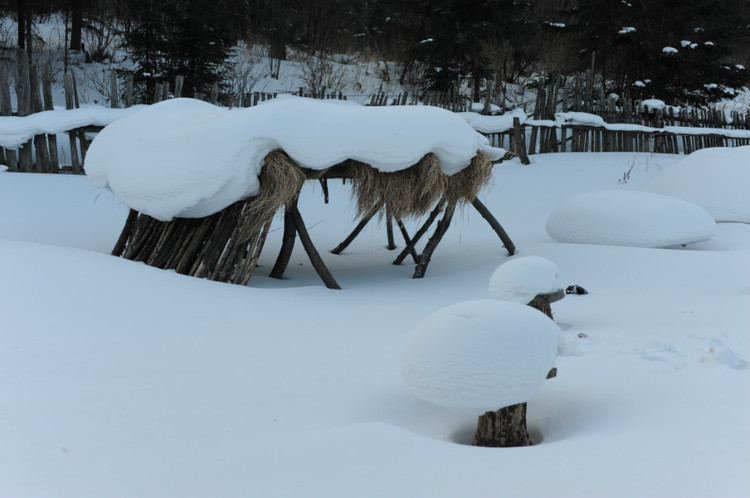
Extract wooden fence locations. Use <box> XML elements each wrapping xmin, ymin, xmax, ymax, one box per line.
<box><xmin>1</xmin><ymin>49</ymin><xmax>748</xmax><ymax>175</ymax></box>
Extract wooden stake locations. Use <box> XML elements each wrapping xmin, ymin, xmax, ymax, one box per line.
<box><xmin>471</xmin><ymin>198</ymin><xmax>515</xmax><ymax>255</ymax></box>
<box><xmin>413</xmin><ymin>202</ymin><xmax>456</xmax><ymax>278</ymax></box>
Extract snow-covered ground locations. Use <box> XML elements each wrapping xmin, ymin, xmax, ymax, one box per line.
<box><xmin>1</xmin><ymin>150</ymin><xmax>748</xmax><ymax>497</ymax></box>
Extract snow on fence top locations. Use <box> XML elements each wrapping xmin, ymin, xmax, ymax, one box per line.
<box><xmin>0</xmin><ymin>106</ymin><xmax>145</xmax><ymax>149</ymax></box>
<box><xmin>85</xmin><ymin>97</ymin><xmax>501</xmax><ymax>220</ymax></box>
<box><xmin>461</xmin><ymin>108</ymin><xmax>750</xmax><ymax>139</ymax></box>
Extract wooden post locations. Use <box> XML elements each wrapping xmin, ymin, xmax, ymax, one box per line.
<box><xmin>29</xmin><ymin>64</ymin><xmax>50</xmax><ymax>173</ymax></box>
<box><xmin>125</xmin><ymin>73</ymin><xmax>134</xmax><ymax>107</ymax></box>
<box><xmin>512</xmin><ymin>117</ymin><xmax>530</xmax><ymax>165</ymax></box>
<box><xmin>64</xmin><ymin>72</ymin><xmax>81</xmax><ymax>173</ymax></box>
<box><xmin>109</xmin><ymin>70</ymin><xmax>119</xmax><ymax>108</ymax></box>
<box><xmin>174</xmin><ymin>75</ymin><xmax>184</xmax><ymax>98</ymax></box>
<box><xmin>15</xmin><ymin>49</ymin><xmax>34</xmax><ymax>172</ymax></box>
<box><xmin>210</xmin><ymin>83</ymin><xmax>219</xmax><ymax>105</ymax></box>
<box><xmin>0</xmin><ymin>65</ymin><xmax>18</xmax><ymax>171</ymax></box>
<box><xmin>42</xmin><ymin>68</ymin><xmax>59</xmax><ymax>172</ymax></box>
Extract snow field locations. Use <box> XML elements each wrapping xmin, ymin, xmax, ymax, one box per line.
<box><xmin>0</xmin><ymin>151</ymin><xmax>748</xmax><ymax>497</ymax></box>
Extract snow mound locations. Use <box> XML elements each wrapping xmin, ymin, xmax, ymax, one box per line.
<box><xmin>489</xmin><ymin>256</ymin><xmax>561</xmax><ymax>304</ymax></box>
<box><xmin>85</xmin><ymin>98</ymin><xmax>499</xmax><ymax>221</ymax></box>
<box><xmin>400</xmin><ymin>300</ymin><xmax>558</xmax><ymax>412</ymax></box>
<box><xmin>546</xmin><ymin>190</ymin><xmax>716</xmax><ymax>248</ymax></box>
<box><xmin>640</xmin><ymin>146</ymin><xmax>750</xmax><ymax>223</ymax></box>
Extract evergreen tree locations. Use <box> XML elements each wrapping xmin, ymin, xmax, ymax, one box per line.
<box><xmin>572</xmin><ymin>0</ymin><xmax>749</xmax><ymax>105</ymax></box>
<box><xmin>122</xmin><ymin>0</ymin><xmax>236</xmax><ymax>103</ymax></box>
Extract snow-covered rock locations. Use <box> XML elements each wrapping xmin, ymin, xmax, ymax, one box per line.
<box><xmin>640</xmin><ymin>146</ymin><xmax>750</xmax><ymax>223</ymax></box>
<box><xmin>489</xmin><ymin>256</ymin><xmax>561</xmax><ymax>304</ymax></box>
<box><xmin>400</xmin><ymin>300</ymin><xmax>559</xmax><ymax>412</ymax></box>
<box><xmin>85</xmin><ymin>97</ymin><xmax>501</xmax><ymax>221</ymax></box>
<box><xmin>545</xmin><ymin>190</ymin><xmax>716</xmax><ymax>248</ymax></box>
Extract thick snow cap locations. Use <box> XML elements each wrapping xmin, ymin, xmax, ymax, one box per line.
<box><xmin>85</xmin><ymin>97</ymin><xmax>502</xmax><ymax>221</ymax></box>
<box><xmin>400</xmin><ymin>300</ymin><xmax>558</xmax><ymax>412</ymax></box>
<box><xmin>489</xmin><ymin>256</ymin><xmax>561</xmax><ymax>304</ymax></box>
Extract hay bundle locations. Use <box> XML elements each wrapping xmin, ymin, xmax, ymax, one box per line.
<box><xmin>346</xmin><ymin>150</ymin><xmax>493</xmax><ymax>221</ymax></box>
<box><xmin>237</xmin><ymin>149</ymin><xmax>306</xmax><ymax>242</ymax></box>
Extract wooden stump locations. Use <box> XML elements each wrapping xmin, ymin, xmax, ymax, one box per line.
<box><xmin>527</xmin><ymin>289</ymin><xmax>565</xmax><ymax>319</ymax></box>
<box><xmin>473</xmin><ymin>403</ymin><xmax>532</xmax><ymax>447</ymax></box>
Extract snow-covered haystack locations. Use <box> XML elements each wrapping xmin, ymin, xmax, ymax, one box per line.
<box><xmin>545</xmin><ymin>190</ymin><xmax>716</xmax><ymax>248</ymax></box>
<box><xmin>640</xmin><ymin>145</ymin><xmax>750</xmax><ymax>223</ymax></box>
<box><xmin>401</xmin><ymin>300</ymin><xmax>558</xmax><ymax>447</ymax></box>
<box><xmin>86</xmin><ymin>97</ymin><xmax>501</xmax><ymax>286</ymax></box>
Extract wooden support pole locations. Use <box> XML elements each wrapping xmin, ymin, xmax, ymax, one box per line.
<box><xmin>330</xmin><ymin>203</ymin><xmax>381</xmax><ymax>255</ymax></box>
<box><xmin>386</xmin><ymin>215</ymin><xmax>396</xmax><ymax>250</ymax></box>
<box><xmin>288</xmin><ymin>200</ymin><xmax>341</xmax><ymax>289</ymax></box>
<box><xmin>269</xmin><ymin>208</ymin><xmax>297</xmax><ymax>279</ymax></box>
<box><xmin>413</xmin><ymin>202</ymin><xmax>456</xmax><ymax>279</ymax></box>
<box><xmin>471</xmin><ymin>198</ymin><xmax>515</xmax><ymax>256</ymax></box>
<box><xmin>393</xmin><ymin>202</ymin><xmax>443</xmax><ymax>266</ymax></box>
<box><xmin>395</xmin><ymin>218</ymin><xmax>419</xmax><ymax>264</ymax></box>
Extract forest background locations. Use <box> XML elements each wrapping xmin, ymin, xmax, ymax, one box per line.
<box><xmin>2</xmin><ymin>0</ymin><xmax>749</xmax><ymax>110</ymax></box>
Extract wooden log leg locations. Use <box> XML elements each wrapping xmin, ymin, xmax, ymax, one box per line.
<box><xmin>472</xmin><ymin>403</ymin><xmax>532</xmax><ymax>447</ymax></box>
<box><xmin>393</xmin><ymin>202</ymin><xmax>443</xmax><ymax>266</ymax></box>
<box><xmin>330</xmin><ymin>203</ymin><xmax>381</xmax><ymax>255</ymax></box>
<box><xmin>396</xmin><ymin>218</ymin><xmax>419</xmax><ymax>264</ymax></box>
<box><xmin>413</xmin><ymin>202</ymin><xmax>455</xmax><ymax>279</ymax></box>
<box><xmin>235</xmin><ymin>221</ymin><xmax>272</xmax><ymax>285</ymax></box>
<box><xmin>288</xmin><ymin>201</ymin><xmax>341</xmax><ymax>290</ymax></box>
<box><xmin>386</xmin><ymin>212</ymin><xmax>396</xmax><ymax>250</ymax></box>
<box><xmin>112</xmin><ymin>209</ymin><xmax>139</xmax><ymax>256</ymax></box>
<box><xmin>270</xmin><ymin>208</ymin><xmax>297</xmax><ymax>279</ymax></box>
<box><xmin>471</xmin><ymin>198</ymin><xmax>516</xmax><ymax>256</ymax></box>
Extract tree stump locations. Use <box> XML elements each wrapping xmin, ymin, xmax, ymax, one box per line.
<box><xmin>527</xmin><ymin>288</ymin><xmax>565</xmax><ymax>319</ymax></box>
<box><xmin>473</xmin><ymin>403</ymin><xmax>532</xmax><ymax>447</ymax></box>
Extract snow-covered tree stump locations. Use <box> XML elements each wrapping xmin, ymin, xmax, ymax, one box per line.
<box><xmin>473</xmin><ymin>403</ymin><xmax>532</xmax><ymax>447</ymax></box>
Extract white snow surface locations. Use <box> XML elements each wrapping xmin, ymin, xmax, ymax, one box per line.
<box><xmin>489</xmin><ymin>256</ymin><xmax>561</xmax><ymax>304</ymax></box>
<box><xmin>85</xmin><ymin>97</ymin><xmax>499</xmax><ymax>220</ymax></box>
<box><xmin>640</xmin><ymin>146</ymin><xmax>750</xmax><ymax>223</ymax></box>
<box><xmin>0</xmin><ymin>106</ymin><xmax>145</xmax><ymax>148</ymax></box>
<box><xmin>555</xmin><ymin>111</ymin><xmax>606</xmax><ymax>127</ymax></box>
<box><xmin>1</xmin><ymin>152</ymin><xmax>749</xmax><ymax>498</ymax></box>
<box><xmin>546</xmin><ymin>190</ymin><xmax>716</xmax><ymax>247</ymax></box>
<box><xmin>400</xmin><ymin>300</ymin><xmax>559</xmax><ymax>412</ymax></box>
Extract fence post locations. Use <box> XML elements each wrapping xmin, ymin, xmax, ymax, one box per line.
<box><xmin>42</xmin><ymin>69</ymin><xmax>59</xmax><ymax>172</ymax></box>
<box><xmin>15</xmin><ymin>49</ymin><xmax>34</xmax><ymax>172</ymax></box>
<box><xmin>0</xmin><ymin>65</ymin><xmax>18</xmax><ymax>171</ymax></box>
<box><xmin>109</xmin><ymin>70</ymin><xmax>119</xmax><ymax>108</ymax></box>
<box><xmin>29</xmin><ymin>64</ymin><xmax>50</xmax><ymax>173</ymax></box>
<box><xmin>63</xmin><ymin>72</ymin><xmax>81</xmax><ymax>173</ymax></box>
